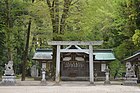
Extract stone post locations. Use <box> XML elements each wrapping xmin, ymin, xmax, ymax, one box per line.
<box><xmin>55</xmin><ymin>45</ymin><xmax>60</xmax><ymax>84</ymax></box>
<box><xmin>41</xmin><ymin>63</ymin><xmax>46</xmax><ymax>85</ymax></box>
<box><xmin>104</xmin><ymin>66</ymin><xmax>110</xmax><ymax>85</ymax></box>
<box><xmin>89</xmin><ymin>45</ymin><xmax>94</xmax><ymax>85</ymax></box>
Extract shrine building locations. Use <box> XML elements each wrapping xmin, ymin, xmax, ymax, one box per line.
<box><xmin>32</xmin><ymin>41</ymin><xmax>115</xmax><ymax>83</ymax></box>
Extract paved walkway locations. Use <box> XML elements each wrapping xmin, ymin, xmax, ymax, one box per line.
<box><xmin>0</xmin><ymin>85</ymin><xmax>140</xmax><ymax>93</ymax></box>
<box><xmin>0</xmin><ymin>81</ymin><xmax>140</xmax><ymax>93</ymax></box>
<box><xmin>15</xmin><ymin>80</ymin><xmax>122</xmax><ymax>86</ymax></box>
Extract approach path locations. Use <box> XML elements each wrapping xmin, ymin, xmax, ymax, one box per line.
<box><xmin>0</xmin><ymin>81</ymin><xmax>140</xmax><ymax>93</ymax></box>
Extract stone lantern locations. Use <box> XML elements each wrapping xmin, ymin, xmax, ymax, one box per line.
<box><xmin>104</xmin><ymin>66</ymin><xmax>111</xmax><ymax>85</ymax></box>
<box><xmin>41</xmin><ymin>62</ymin><xmax>47</xmax><ymax>85</ymax></box>
<box><xmin>32</xmin><ymin>49</ymin><xmax>53</xmax><ymax>85</ymax></box>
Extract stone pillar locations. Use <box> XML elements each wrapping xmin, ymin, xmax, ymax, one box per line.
<box><xmin>55</xmin><ymin>45</ymin><xmax>60</xmax><ymax>84</ymax></box>
<box><xmin>89</xmin><ymin>45</ymin><xmax>94</xmax><ymax>84</ymax></box>
<box><xmin>41</xmin><ymin>63</ymin><xmax>46</xmax><ymax>85</ymax></box>
<box><xmin>104</xmin><ymin>66</ymin><xmax>110</xmax><ymax>85</ymax></box>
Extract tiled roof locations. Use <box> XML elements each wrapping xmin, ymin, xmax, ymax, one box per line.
<box><xmin>32</xmin><ymin>49</ymin><xmax>52</xmax><ymax>60</ymax></box>
<box><xmin>93</xmin><ymin>49</ymin><xmax>116</xmax><ymax>61</ymax></box>
<box><xmin>122</xmin><ymin>51</ymin><xmax>140</xmax><ymax>62</ymax></box>
<box><xmin>32</xmin><ymin>46</ymin><xmax>116</xmax><ymax>61</ymax></box>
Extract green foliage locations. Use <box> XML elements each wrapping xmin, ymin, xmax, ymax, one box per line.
<box><xmin>0</xmin><ymin>0</ymin><xmax>31</xmax><ymax>75</ymax></box>
<box><xmin>29</xmin><ymin>1</ymin><xmax>52</xmax><ymax>48</ymax></box>
<box><xmin>0</xmin><ymin>29</ymin><xmax>5</xmax><ymax>76</ymax></box>
<box><xmin>109</xmin><ymin>59</ymin><xmax>125</xmax><ymax>78</ymax></box>
<box><xmin>132</xmin><ymin>30</ymin><xmax>140</xmax><ymax>47</ymax></box>
<box><xmin>0</xmin><ymin>0</ymin><xmax>7</xmax><ymax>76</ymax></box>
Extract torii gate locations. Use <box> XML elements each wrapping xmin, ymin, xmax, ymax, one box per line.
<box><xmin>48</xmin><ymin>41</ymin><xmax>103</xmax><ymax>84</ymax></box>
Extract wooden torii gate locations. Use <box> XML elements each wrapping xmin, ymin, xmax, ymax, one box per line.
<box><xmin>48</xmin><ymin>41</ymin><xmax>103</xmax><ymax>84</ymax></box>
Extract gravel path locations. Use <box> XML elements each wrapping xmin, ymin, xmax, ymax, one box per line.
<box><xmin>0</xmin><ymin>85</ymin><xmax>140</xmax><ymax>93</ymax></box>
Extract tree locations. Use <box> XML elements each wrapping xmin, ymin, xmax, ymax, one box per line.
<box><xmin>103</xmin><ymin>0</ymin><xmax>140</xmax><ymax>77</ymax></box>
<box><xmin>46</xmin><ymin>0</ymin><xmax>82</xmax><ymax>77</ymax></box>
<box><xmin>21</xmin><ymin>0</ymin><xmax>35</xmax><ymax>81</ymax></box>
<box><xmin>21</xmin><ymin>18</ymin><xmax>32</xmax><ymax>81</ymax></box>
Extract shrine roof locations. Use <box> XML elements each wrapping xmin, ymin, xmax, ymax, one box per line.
<box><xmin>93</xmin><ymin>49</ymin><xmax>116</xmax><ymax>61</ymax></box>
<box><xmin>122</xmin><ymin>51</ymin><xmax>140</xmax><ymax>62</ymax></box>
<box><xmin>32</xmin><ymin>46</ymin><xmax>115</xmax><ymax>61</ymax></box>
<box><xmin>32</xmin><ymin>49</ymin><xmax>52</xmax><ymax>60</ymax></box>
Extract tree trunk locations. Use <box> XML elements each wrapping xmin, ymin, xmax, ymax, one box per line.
<box><xmin>46</xmin><ymin>0</ymin><xmax>60</xmax><ymax>79</ymax></box>
<box><xmin>21</xmin><ymin>18</ymin><xmax>32</xmax><ymax>81</ymax></box>
<box><xmin>60</xmin><ymin>0</ymin><xmax>71</xmax><ymax>34</ymax></box>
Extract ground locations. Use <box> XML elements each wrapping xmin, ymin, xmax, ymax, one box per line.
<box><xmin>0</xmin><ymin>85</ymin><xmax>140</xmax><ymax>93</ymax></box>
<box><xmin>0</xmin><ymin>81</ymin><xmax>140</xmax><ymax>93</ymax></box>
